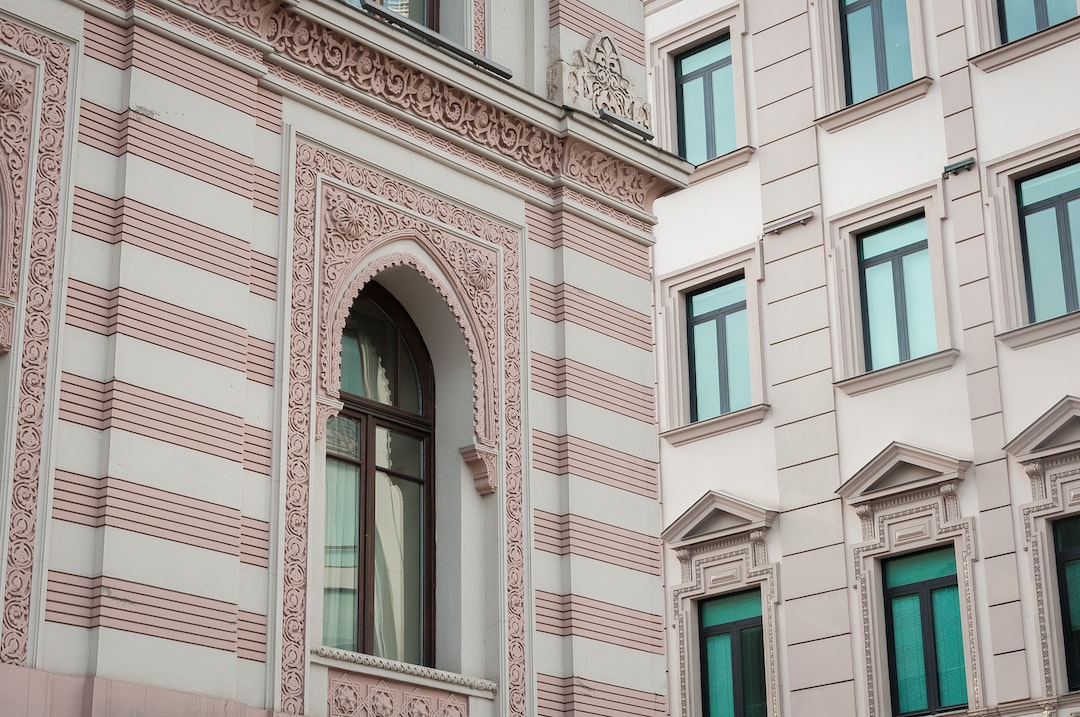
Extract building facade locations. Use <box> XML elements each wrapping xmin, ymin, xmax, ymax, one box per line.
<box><xmin>646</xmin><ymin>1</ymin><xmax>1080</xmax><ymax>716</ymax></box>
<box><xmin>0</xmin><ymin>0</ymin><xmax>688</xmax><ymax>715</ymax></box>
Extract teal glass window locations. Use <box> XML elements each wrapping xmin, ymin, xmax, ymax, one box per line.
<box><xmin>1017</xmin><ymin>160</ymin><xmax>1080</xmax><ymax>324</ymax></box>
<box><xmin>687</xmin><ymin>277</ymin><xmax>751</xmax><ymax>422</ymax></box>
<box><xmin>857</xmin><ymin>215</ymin><xmax>935</xmax><ymax>371</ymax></box>
<box><xmin>324</xmin><ymin>282</ymin><xmax>435</xmax><ymax>666</ymax></box>
<box><xmin>675</xmin><ymin>36</ymin><xmax>736</xmax><ymax>164</ymax></box>
<box><xmin>699</xmin><ymin>590</ymin><xmax>767</xmax><ymax>717</ymax></box>
<box><xmin>1054</xmin><ymin>515</ymin><xmax>1080</xmax><ymax>690</ymax></box>
<box><xmin>840</xmin><ymin>0</ymin><xmax>913</xmax><ymax>105</ymax></box>
<box><xmin>998</xmin><ymin>0</ymin><xmax>1077</xmax><ymax>42</ymax></box>
<box><xmin>883</xmin><ymin>546</ymin><xmax>968</xmax><ymax>715</ymax></box>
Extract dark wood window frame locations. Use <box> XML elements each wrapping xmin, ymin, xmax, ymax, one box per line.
<box><xmin>697</xmin><ymin>590</ymin><xmax>766</xmax><ymax>717</ymax></box>
<box><xmin>1054</xmin><ymin>514</ymin><xmax>1080</xmax><ymax>691</ymax></box>
<box><xmin>1017</xmin><ymin>160</ymin><xmax>1080</xmax><ymax>324</ymax></box>
<box><xmin>686</xmin><ymin>275</ymin><xmax>747</xmax><ymax>422</ymax></box>
<box><xmin>674</xmin><ymin>34</ymin><xmax>734</xmax><ymax>164</ymax></box>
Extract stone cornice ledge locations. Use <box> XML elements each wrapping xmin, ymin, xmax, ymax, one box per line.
<box><xmin>661</xmin><ymin>404</ymin><xmax>770</xmax><ymax>446</ymax></box>
<box><xmin>310</xmin><ymin>646</ymin><xmax>498</xmax><ymax>698</ymax></box>
<box><xmin>997</xmin><ymin>309</ymin><xmax>1080</xmax><ymax>350</ymax></box>
<box><xmin>835</xmin><ymin>348</ymin><xmax>959</xmax><ymax>397</ymax></box>
<box><xmin>971</xmin><ymin>15</ymin><xmax>1080</xmax><ymax>72</ymax></box>
<box><xmin>816</xmin><ymin>77</ymin><xmax>933</xmax><ymax>133</ymax></box>
<box><xmin>689</xmin><ymin>146</ymin><xmax>755</xmax><ymax>185</ymax></box>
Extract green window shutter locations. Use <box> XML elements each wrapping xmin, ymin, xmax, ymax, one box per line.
<box><xmin>931</xmin><ymin>585</ymin><xmax>968</xmax><ymax>707</ymax></box>
<box><xmin>705</xmin><ymin>633</ymin><xmax>735</xmax><ymax>717</ymax></box>
<box><xmin>890</xmin><ymin>593</ymin><xmax>929</xmax><ymax>713</ymax></box>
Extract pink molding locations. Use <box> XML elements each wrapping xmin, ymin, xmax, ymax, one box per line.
<box><xmin>284</xmin><ymin>143</ymin><xmax>526</xmax><ymax>715</ymax></box>
<box><xmin>0</xmin><ymin>20</ymin><xmax>70</xmax><ymax>666</ymax></box>
<box><xmin>0</xmin><ymin>303</ymin><xmax>12</xmax><ymax>354</ymax></box>
<box><xmin>472</xmin><ymin>0</ymin><xmax>485</xmax><ymax>55</ymax></box>
<box><xmin>0</xmin><ymin>54</ymin><xmax>34</xmax><ymax>301</ymax></box>
<box><xmin>460</xmin><ymin>444</ymin><xmax>498</xmax><ymax>495</ymax></box>
<box><xmin>328</xmin><ymin>668</ymin><xmax>468</xmax><ymax>717</ymax></box>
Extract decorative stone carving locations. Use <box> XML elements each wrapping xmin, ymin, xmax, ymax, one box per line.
<box><xmin>0</xmin><ymin>21</ymin><xmax>70</xmax><ymax>665</ymax></box>
<box><xmin>563</xmin><ymin>140</ymin><xmax>658</xmax><ymax>211</ymax></box>
<box><xmin>0</xmin><ymin>302</ymin><xmax>11</xmax><ymax>354</ymax></box>
<box><xmin>549</xmin><ymin>33</ymin><xmax>651</xmax><ymax>130</ymax></box>
<box><xmin>460</xmin><ymin>444</ymin><xmax>498</xmax><ymax>495</ymax></box>
<box><xmin>328</xmin><ymin>669</ymin><xmax>469</xmax><ymax>717</ymax></box>
<box><xmin>0</xmin><ymin>63</ymin><xmax>29</xmax><ymax>113</ymax></box>
<box><xmin>314</xmin><ymin>397</ymin><xmax>343</xmax><ymax>442</ymax></box>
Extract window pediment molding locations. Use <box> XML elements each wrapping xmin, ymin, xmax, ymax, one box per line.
<box><xmin>1005</xmin><ymin>395</ymin><xmax>1080</xmax><ymax>464</ymax></box>
<box><xmin>838</xmin><ymin>441</ymin><xmax>971</xmax><ymax>507</ymax></box>
<box><xmin>663</xmin><ymin>490</ymin><xmax>776</xmax><ymax>549</ymax></box>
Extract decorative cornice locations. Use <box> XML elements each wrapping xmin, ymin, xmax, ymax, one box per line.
<box><xmin>460</xmin><ymin>444</ymin><xmax>498</xmax><ymax>496</ymax></box>
<box><xmin>313</xmin><ymin>646</ymin><xmax>498</xmax><ymax>694</ymax></box>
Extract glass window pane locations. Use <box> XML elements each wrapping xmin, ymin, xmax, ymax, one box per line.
<box><xmin>326</xmin><ymin>414</ymin><xmax>362</xmax><ymax>461</ymax></box>
<box><xmin>725</xmin><ymin>308</ymin><xmax>751</xmax><ymax>412</ymax></box>
<box><xmin>1065</xmin><ymin>560</ymin><xmax>1080</xmax><ymax>630</ymax></box>
<box><xmin>690</xmin><ymin>279</ymin><xmax>745</xmax><ymax>317</ymax></box>
<box><xmin>691</xmin><ymin>320</ymin><xmax>721</xmax><ymax>421</ymax></box>
<box><xmin>701</xmin><ymin>590</ymin><xmax>762</xmax><ymax>627</ymax></box>
<box><xmin>382</xmin><ymin>0</ymin><xmax>427</xmax><ymax>25</ymax></box>
<box><xmin>885</xmin><ymin>546</ymin><xmax>957</xmax><ymax>588</ymax></box>
<box><xmin>932</xmin><ymin>585</ymin><xmax>968</xmax><ymax>708</ymax></box>
<box><xmin>678</xmin><ymin>37</ymin><xmax>731</xmax><ymax>76</ymax></box>
<box><xmin>373</xmin><ymin>469</ymin><xmax>424</xmax><ymax>664</ymax></box>
<box><xmin>740</xmin><ymin>625</ymin><xmax>768</xmax><ymax>717</ymax></box>
<box><xmin>1003</xmin><ymin>0</ymin><xmax>1039</xmax><ymax>41</ymax></box>
<box><xmin>864</xmin><ymin>262</ymin><xmax>900</xmax><ymax>369</ymax></box>
<box><xmin>1057</xmin><ymin>514</ymin><xmax>1080</xmax><ymax>553</ymax></box>
<box><xmin>845</xmin><ymin>5</ymin><xmax>879</xmax><ymax>103</ymax></box>
<box><xmin>890</xmin><ymin>593</ymin><xmax>929</xmax><ymax>714</ymax></box>
<box><xmin>711</xmin><ymin>62</ymin><xmax>736</xmax><ymax>157</ymax></box>
<box><xmin>1024</xmin><ymin>207</ymin><xmax>1068</xmax><ymax>322</ymax></box>
<box><xmin>1048</xmin><ymin>0</ymin><xmax>1079</xmax><ymax>25</ymax></box>
<box><xmin>1019</xmin><ymin>163</ymin><xmax>1080</xmax><ymax>206</ymax></box>
<box><xmin>861</xmin><ymin>216</ymin><xmax>926</xmax><ymax>259</ymax></box>
<box><xmin>323</xmin><ymin>457</ymin><xmax>361</xmax><ymax>651</ymax></box>
<box><xmin>345</xmin><ymin>298</ymin><xmax>399</xmax><ymax>405</ymax></box>
<box><xmin>704</xmin><ymin>633</ymin><xmax>735</xmax><ymax>717</ymax></box>
<box><xmin>679</xmin><ymin>76</ymin><xmax>708</xmax><ymax>164</ymax></box>
<box><xmin>902</xmin><ymin>248</ymin><xmax>936</xmax><ymax>360</ymax></box>
<box><xmin>1069</xmin><ymin>199</ymin><xmax>1080</xmax><ymax>305</ymax></box>
<box><xmin>881</xmin><ymin>0</ymin><xmax>913</xmax><ymax>90</ymax></box>
<box><xmin>374</xmin><ymin>426</ymin><xmax>423</xmax><ymax>478</ymax></box>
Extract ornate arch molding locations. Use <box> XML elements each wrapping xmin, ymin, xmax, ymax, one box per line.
<box><xmin>839</xmin><ymin>442</ymin><xmax>982</xmax><ymax>717</ymax></box>
<box><xmin>283</xmin><ymin>141</ymin><xmax>525</xmax><ymax>715</ymax></box>
<box><xmin>1008</xmin><ymin>395</ymin><xmax>1080</xmax><ymax>699</ymax></box>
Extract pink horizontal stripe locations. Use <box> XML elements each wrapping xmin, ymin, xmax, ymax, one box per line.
<box><xmin>532</xmin><ymin>430</ymin><xmax>658</xmax><ymax>499</ymax></box>
<box><xmin>243</xmin><ymin>424</ymin><xmax>272</xmax><ymax>476</ymax></box>
<box><xmin>252</xmin><ymin>166</ymin><xmax>280</xmax><ymax>214</ymax></box>
<box><xmin>529</xmin><ymin>278</ymin><xmax>652</xmax><ymax>351</ymax></box>
<box><xmin>255</xmin><ymin>88</ymin><xmax>282</xmax><ymax>133</ymax></box>
<box><xmin>249</xmin><ymin>249</ymin><xmax>277</xmax><ymax>300</ymax></box>
<box><xmin>536</xmin><ymin>674</ymin><xmax>664</xmax><ymax>717</ymax></box>
<box><xmin>533</xmin><ymin>510</ymin><xmax>661</xmax><ymax>576</ymax></box>
<box><xmin>246</xmin><ymin>335</ymin><xmax>275</xmax><ymax>386</ymax></box>
<box><xmin>526</xmin><ymin>206</ymin><xmax>649</xmax><ymax>279</ymax></box>
<box><xmin>535</xmin><ymin>590</ymin><xmax>664</xmax><ymax>653</ymax></box>
<box><xmin>531</xmin><ymin>353</ymin><xmax>655</xmax><ymax>423</ymax></box>
<box><xmin>83</xmin><ymin>14</ymin><xmax>131</xmax><ymax>69</ymax></box>
<box><xmin>240</xmin><ymin>516</ymin><xmax>270</xmax><ymax>568</ymax></box>
<box><xmin>549</xmin><ymin>0</ymin><xmax>646</xmax><ymax>65</ymax></box>
<box><xmin>238</xmin><ymin>610</ymin><xmax>267</xmax><ymax>661</ymax></box>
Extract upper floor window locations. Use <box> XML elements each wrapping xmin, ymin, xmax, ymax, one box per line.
<box><xmin>676</xmin><ymin>36</ymin><xmax>736</xmax><ymax>165</ymax></box>
<box><xmin>857</xmin><ymin>215</ymin><xmax>935</xmax><ymax>370</ymax></box>
<box><xmin>840</xmin><ymin>0</ymin><xmax>913</xmax><ymax>105</ymax></box>
<box><xmin>687</xmin><ymin>276</ymin><xmax>750</xmax><ymax>422</ymax></box>
<box><xmin>999</xmin><ymin>0</ymin><xmax>1078</xmax><ymax>42</ymax></box>
<box><xmin>1017</xmin><ymin>159</ymin><xmax>1080</xmax><ymax>324</ymax></box>
<box><xmin>323</xmin><ymin>283</ymin><xmax>435</xmax><ymax>666</ymax></box>
<box><xmin>883</xmin><ymin>546</ymin><xmax>968</xmax><ymax>715</ymax></box>
<box><xmin>371</xmin><ymin>0</ymin><xmax>439</xmax><ymax>29</ymax></box>
<box><xmin>699</xmin><ymin>590</ymin><xmax>767</xmax><ymax>717</ymax></box>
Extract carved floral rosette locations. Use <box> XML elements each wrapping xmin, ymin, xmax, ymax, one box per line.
<box><xmin>284</xmin><ymin>143</ymin><xmax>525</xmax><ymax>715</ymax></box>
<box><xmin>329</xmin><ymin>670</ymin><xmax>468</xmax><ymax>717</ymax></box>
<box><xmin>0</xmin><ymin>21</ymin><xmax>70</xmax><ymax>663</ymax></box>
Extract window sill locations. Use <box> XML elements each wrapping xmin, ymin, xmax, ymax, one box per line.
<box><xmin>661</xmin><ymin>403</ymin><xmax>770</xmax><ymax>446</ymax></box>
<box><xmin>997</xmin><ymin>310</ymin><xmax>1080</xmax><ymax>350</ymax></box>
<box><xmin>816</xmin><ymin>77</ymin><xmax>933</xmax><ymax>133</ymax></box>
<box><xmin>310</xmin><ymin>646</ymin><xmax>498</xmax><ymax>699</ymax></box>
<box><xmin>971</xmin><ymin>15</ymin><xmax>1080</xmax><ymax>72</ymax></box>
<box><xmin>835</xmin><ymin>348</ymin><xmax>960</xmax><ymax>397</ymax></box>
<box><xmin>688</xmin><ymin>146</ymin><xmax>755</xmax><ymax>185</ymax></box>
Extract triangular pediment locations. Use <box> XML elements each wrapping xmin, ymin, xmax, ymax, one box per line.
<box><xmin>837</xmin><ymin>442</ymin><xmax>970</xmax><ymax>506</ymax></box>
<box><xmin>1005</xmin><ymin>396</ymin><xmax>1080</xmax><ymax>462</ymax></box>
<box><xmin>662</xmin><ymin>491</ymin><xmax>776</xmax><ymax>547</ymax></box>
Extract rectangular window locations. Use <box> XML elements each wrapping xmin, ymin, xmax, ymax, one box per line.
<box><xmin>998</xmin><ymin>0</ymin><xmax>1078</xmax><ymax>43</ymax></box>
<box><xmin>1017</xmin><ymin>160</ymin><xmax>1080</xmax><ymax>324</ymax></box>
<box><xmin>883</xmin><ymin>546</ymin><xmax>968</xmax><ymax>716</ymax></box>
<box><xmin>699</xmin><ymin>590</ymin><xmax>767</xmax><ymax>717</ymax></box>
<box><xmin>1055</xmin><ymin>515</ymin><xmax>1080</xmax><ymax>690</ymax></box>
<box><xmin>687</xmin><ymin>277</ymin><xmax>751</xmax><ymax>422</ymax></box>
<box><xmin>857</xmin><ymin>215</ymin><xmax>935</xmax><ymax>371</ymax></box>
<box><xmin>839</xmin><ymin>0</ymin><xmax>914</xmax><ymax>105</ymax></box>
<box><xmin>675</xmin><ymin>36</ymin><xmax>736</xmax><ymax>165</ymax></box>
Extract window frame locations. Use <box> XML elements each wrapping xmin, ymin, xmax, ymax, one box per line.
<box><xmin>1053</xmin><ymin>514</ymin><xmax>1080</xmax><ymax>691</ymax></box>
<box><xmin>658</xmin><ymin>244</ymin><xmax>767</xmax><ymax>443</ymax></box>
<box><xmin>1015</xmin><ymin>160</ymin><xmax>1080</xmax><ymax>324</ymax></box>
<box><xmin>996</xmin><ymin>0</ymin><xmax>1079</xmax><ymax>43</ymax></box>
<box><xmin>827</xmin><ymin>183</ymin><xmax>957</xmax><ymax>393</ymax></box>
<box><xmin>697</xmin><ymin>589</ymin><xmax>767</xmax><ymax>717</ymax></box>
<box><xmin>686</xmin><ymin>276</ymin><xmax>751</xmax><ymax>422</ymax></box>
<box><xmin>839</xmin><ymin>0</ymin><xmax>914</xmax><ymax>106</ymax></box>
<box><xmin>970</xmin><ymin>0</ymin><xmax>1080</xmax><ymax>68</ymax></box>
<box><xmin>649</xmin><ymin>3</ymin><xmax>754</xmax><ymax>181</ymax></box>
<box><xmin>674</xmin><ymin>35</ymin><xmax>736</xmax><ymax>166</ymax></box>
<box><xmin>323</xmin><ymin>282</ymin><xmax>437</xmax><ymax>667</ymax></box>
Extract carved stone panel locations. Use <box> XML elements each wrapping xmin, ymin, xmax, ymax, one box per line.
<box><xmin>548</xmin><ymin>33</ymin><xmax>651</xmax><ymax>130</ymax></box>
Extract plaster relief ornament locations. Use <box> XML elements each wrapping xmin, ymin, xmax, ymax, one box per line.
<box><xmin>548</xmin><ymin>32</ymin><xmax>651</xmax><ymax>130</ymax></box>
<box><xmin>0</xmin><ymin>63</ymin><xmax>28</xmax><ymax>114</ymax></box>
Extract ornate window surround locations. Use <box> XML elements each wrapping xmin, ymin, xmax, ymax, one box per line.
<box><xmin>837</xmin><ymin>441</ymin><xmax>983</xmax><ymax>717</ymax></box>
<box><xmin>665</xmin><ymin>491</ymin><xmax>781</xmax><ymax>717</ymax></box>
<box><xmin>1008</xmin><ymin>395</ymin><xmax>1080</xmax><ymax>700</ymax></box>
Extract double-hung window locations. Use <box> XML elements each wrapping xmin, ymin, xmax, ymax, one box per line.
<box><xmin>857</xmin><ymin>215</ymin><xmax>935</xmax><ymax>371</ymax></box>
<box><xmin>839</xmin><ymin>0</ymin><xmax>914</xmax><ymax>105</ymax></box>
<box><xmin>1054</xmin><ymin>515</ymin><xmax>1080</xmax><ymax>690</ymax></box>
<box><xmin>687</xmin><ymin>277</ymin><xmax>750</xmax><ymax>422</ymax></box>
<box><xmin>1016</xmin><ymin>159</ymin><xmax>1080</xmax><ymax>324</ymax></box>
<box><xmin>699</xmin><ymin>590</ymin><xmax>767</xmax><ymax>717</ymax></box>
<box><xmin>998</xmin><ymin>0</ymin><xmax>1078</xmax><ymax>43</ymax></box>
<box><xmin>883</xmin><ymin>546</ymin><xmax>968</xmax><ymax>716</ymax></box>
<box><xmin>675</xmin><ymin>36</ymin><xmax>736</xmax><ymax>165</ymax></box>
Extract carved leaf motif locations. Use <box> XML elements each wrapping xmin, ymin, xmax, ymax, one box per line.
<box><xmin>0</xmin><ymin>63</ymin><xmax>29</xmax><ymax>113</ymax></box>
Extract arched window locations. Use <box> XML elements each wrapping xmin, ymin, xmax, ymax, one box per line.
<box><xmin>323</xmin><ymin>282</ymin><xmax>435</xmax><ymax>666</ymax></box>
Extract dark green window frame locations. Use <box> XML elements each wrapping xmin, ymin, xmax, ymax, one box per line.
<box><xmin>698</xmin><ymin>590</ymin><xmax>767</xmax><ymax>717</ymax></box>
<box><xmin>1016</xmin><ymin>159</ymin><xmax>1080</xmax><ymax>324</ymax></box>
<box><xmin>1053</xmin><ymin>514</ymin><xmax>1080</xmax><ymax>690</ymax></box>
<box><xmin>998</xmin><ymin>0</ymin><xmax>1078</xmax><ymax>43</ymax></box>
<box><xmin>839</xmin><ymin>0</ymin><xmax>914</xmax><ymax>105</ymax></box>
<box><xmin>686</xmin><ymin>276</ymin><xmax>751</xmax><ymax>422</ymax></box>
<box><xmin>675</xmin><ymin>35</ymin><xmax>736</xmax><ymax>165</ymax></box>
<box><xmin>882</xmin><ymin>546</ymin><xmax>968</xmax><ymax>716</ymax></box>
